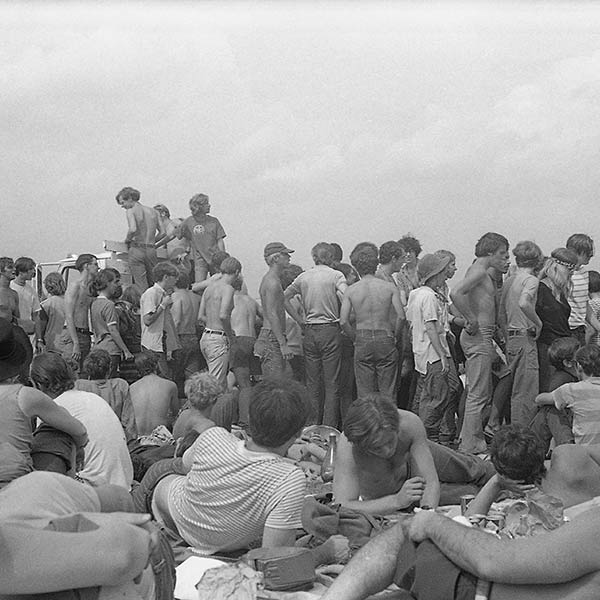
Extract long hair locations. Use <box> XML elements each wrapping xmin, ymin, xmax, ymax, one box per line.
<box><xmin>538</xmin><ymin>247</ymin><xmax>578</xmax><ymax>299</ymax></box>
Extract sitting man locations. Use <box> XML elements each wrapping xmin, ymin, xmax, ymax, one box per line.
<box><xmin>152</xmin><ymin>377</ymin><xmax>348</xmax><ymax>562</ymax></box>
<box><xmin>323</xmin><ymin>425</ymin><xmax>600</xmax><ymax>600</ymax></box>
<box><xmin>130</xmin><ymin>353</ymin><xmax>179</xmax><ymax>437</ymax></box>
<box><xmin>30</xmin><ymin>352</ymin><xmax>134</xmax><ymax>490</ymax></box>
<box><xmin>333</xmin><ymin>394</ymin><xmax>495</xmax><ymax>512</ymax></box>
<box><xmin>75</xmin><ymin>349</ymin><xmax>138</xmax><ymax>443</ymax></box>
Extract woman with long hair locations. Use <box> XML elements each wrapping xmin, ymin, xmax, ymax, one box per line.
<box><xmin>114</xmin><ymin>284</ymin><xmax>142</xmax><ymax>384</ymax></box>
<box><xmin>39</xmin><ymin>272</ymin><xmax>66</xmax><ymax>354</ymax></box>
<box><xmin>536</xmin><ymin>247</ymin><xmax>579</xmax><ymax>392</ymax></box>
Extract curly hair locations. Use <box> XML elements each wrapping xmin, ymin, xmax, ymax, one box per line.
<box><xmin>490</xmin><ymin>425</ymin><xmax>546</xmax><ymax>485</ymax></box>
<box><xmin>30</xmin><ymin>353</ymin><xmax>75</xmax><ymax>396</ymax></box>
<box><xmin>44</xmin><ymin>272</ymin><xmax>66</xmax><ymax>296</ymax></box>
<box><xmin>184</xmin><ymin>372</ymin><xmax>223</xmax><ymax>412</ymax></box>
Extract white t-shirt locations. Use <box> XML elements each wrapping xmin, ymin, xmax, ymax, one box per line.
<box><xmin>140</xmin><ymin>283</ymin><xmax>167</xmax><ymax>352</ymax></box>
<box><xmin>406</xmin><ymin>286</ymin><xmax>451</xmax><ymax>375</ymax></box>
<box><xmin>53</xmin><ymin>389</ymin><xmax>134</xmax><ymax>490</ymax></box>
<box><xmin>168</xmin><ymin>427</ymin><xmax>306</xmax><ymax>555</ymax></box>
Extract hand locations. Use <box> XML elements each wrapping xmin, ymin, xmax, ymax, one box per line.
<box><xmin>440</xmin><ymin>355</ymin><xmax>449</xmax><ymax>374</ymax></box>
<box><xmin>123</xmin><ymin>350</ymin><xmax>134</xmax><ymax>361</ymax></box>
<box><xmin>322</xmin><ymin>535</ymin><xmax>351</xmax><ymax>564</ymax></box>
<box><xmin>35</xmin><ymin>339</ymin><xmax>45</xmax><ymax>354</ymax></box>
<box><xmin>280</xmin><ymin>341</ymin><xmax>294</xmax><ymax>361</ymax></box>
<box><xmin>161</xmin><ymin>295</ymin><xmax>173</xmax><ymax>309</ymax></box>
<box><xmin>395</xmin><ymin>476</ymin><xmax>425</xmax><ymax>509</ymax></box>
<box><xmin>400</xmin><ymin>358</ymin><xmax>413</xmax><ymax>378</ymax></box>
<box><xmin>405</xmin><ymin>510</ymin><xmax>436</xmax><ymax>543</ymax></box>
<box><xmin>71</xmin><ymin>344</ymin><xmax>81</xmax><ymax>362</ymax></box>
<box><xmin>465</xmin><ymin>320</ymin><xmax>479</xmax><ymax>336</ymax></box>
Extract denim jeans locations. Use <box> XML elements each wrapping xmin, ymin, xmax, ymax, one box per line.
<box><xmin>200</xmin><ymin>331</ymin><xmax>229</xmax><ymax>389</ymax></box>
<box><xmin>419</xmin><ymin>360</ymin><xmax>454</xmax><ymax>443</ymax></box>
<box><xmin>529</xmin><ymin>405</ymin><xmax>574</xmax><ymax>454</ymax></box>
<box><xmin>339</xmin><ymin>333</ymin><xmax>356</xmax><ymax>425</ymax></box>
<box><xmin>507</xmin><ymin>334</ymin><xmax>539</xmax><ymax>427</ymax></box>
<box><xmin>128</xmin><ymin>245</ymin><xmax>157</xmax><ymax>291</ymax></box>
<box><xmin>459</xmin><ymin>327</ymin><xmax>494</xmax><ymax>454</ymax></box>
<box><xmin>172</xmin><ymin>333</ymin><xmax>203</xmax><ymax>398</ymax></box>
<box><xmin>254</xmin><ymin>328</ymin><xmax>287</xmax><ymax>378</ymax></box>
<box><xmin>303</xmin><ymin>323</ymin><xmax>342</xmax><ymax>427</ymax></box>
<box><xmin>353</xmin><ymin>329</ymin><xmax>398</xmax><ymax>399</ymax></box>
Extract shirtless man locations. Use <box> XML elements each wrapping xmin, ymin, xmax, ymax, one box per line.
<box><xmin>130</xmin><ymin>352</ymin><xmax>179</xmax><ymax>436</ymax></box>
<box><xmin>340</xmin><ymin>243</ymin><xmax>403</xmax><ymax>399</ymax></box>
<box><xmin>198</xmin><ymin>256</ymin><xmax>241</xmax><ymax>388</ymax></box>
<box><xmin>334</xmin><ymin>394</ymin><xmax>494</xmax><ymax>514</ymax></box>
<box><xmin>0</xmin><ymin>257</ymin><xmax>19</xmax><ymax>324</ymax></box>
<box><xmin>231</xmin><ymin>276</ymin><xmax>262</xmax><ymax>424</ymax></box>
<box><xmin>324</xmin><ymin>425</ymin><xmax>600</xmax><ymax>600</ymax></box>
<box><xmin>116</xmin><ymin>186</ymin><xmax>159</xmax><ymax>291</ymax></box>
<box><xmin>171</xmin><ymin>271</ymin><xmax>203</xmax><ymax>399</ymax></box>
<box><xmin>450</xmin><ymin>232</ymin><xmax>509</xmax><ymax>454</ymax></box>
<box><xmin>334</xmin><ymin>393</ymin><xmax>440</xmax><ymax>513</ymax></box>
<box><xmin>255</xmin><ymin>242</ymin><xmax>295</xmax><ymax>378</ymax></box>
<box><xmin>62</xmin><ymin>253</ymin><xmax>98</xmax><ymax>371</ymax></box>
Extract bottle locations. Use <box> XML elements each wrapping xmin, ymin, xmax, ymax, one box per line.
<box><xmin>320</xmin><ymin>433</ymin><xmax>337</xmax><ymax>483</ymax></box>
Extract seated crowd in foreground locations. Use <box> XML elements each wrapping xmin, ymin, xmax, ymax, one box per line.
<box><xmin>2</xmin><ymin>217</ymin><xmax>600</xmax><ymax>599</ymax></box>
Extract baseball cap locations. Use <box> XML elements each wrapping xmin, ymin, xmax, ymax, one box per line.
<box><xmin>264</xmin><ymin>242</ymin><xmax>295</xmax><ymax>258</ymax></box>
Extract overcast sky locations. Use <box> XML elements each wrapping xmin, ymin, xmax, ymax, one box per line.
<box><xmin>3</xmin><ymin>1</ymin><xmax>600</xmax><ymax>293</ymax></box>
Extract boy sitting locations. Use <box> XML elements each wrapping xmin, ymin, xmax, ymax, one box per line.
<box><xmin>529</xmin><ymin>337</ymin><xmax>579</xmax><ymax>453</ymax></box>
<box><xmin>535</xmin><ymin>343</ymin><xmax>600</xmax><ymax>445</ymax></box>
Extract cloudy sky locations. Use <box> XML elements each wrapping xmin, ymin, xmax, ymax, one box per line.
<box><xmin>3</xmin><ymin>1</ymin><xmax>600</xmax><ymax>292</ymax></box>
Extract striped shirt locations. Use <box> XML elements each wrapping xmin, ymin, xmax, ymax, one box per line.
<box><xmin>590</xmin><ymin>297</ymin><xmax>600</xmax><ymax>346</ymax></box>
<box><xmin>552</xmin><ymin>378</ymin><xmax>600</xmax><ymax>445</ymax></box>
<box><xmin>568</xmin><ymin>268</ymin><xmax>589</xmax><ymax>328</ymax></box>
<box><xmin>168</xmin><ymin>427</ymin><xmax>306</xmax><ymax>555</ymax></box>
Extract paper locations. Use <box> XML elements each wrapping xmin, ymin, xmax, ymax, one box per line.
<box><xmin>174</xmin><ymin>556</ymin><xmax>227</xmax><ymax>600</ymax></box>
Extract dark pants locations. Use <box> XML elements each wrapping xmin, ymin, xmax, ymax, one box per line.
<box><xmin>171</xmin><ymin>333</ymin><xmax>203</xmax><ymax>398</ymax></box>
<box><xmin>303</xmin><ymin>323</ymin><xmax>342</xmax><ymax>426</ymax></box>
<box><xmin>353</xmin><ymin>329</ymin><xmax>398</xmax><ymax>399</ymax></box>
<box><xmin>530</xmin><ymin>405</ymin><xmax>574</xmax><ymax>453</ymax></box>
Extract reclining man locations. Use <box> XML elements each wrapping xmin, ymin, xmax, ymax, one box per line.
<box><xmin>324</xmin><ymin>424</ymin><xmax>600</xmax><ymax>600</ymax></box>
<box><xmin>152</xmin><ymin>377</ymin><xmax>348</xmax><ymax>563</ymax></box>
<box><xmin>333</xmin><ymin>394</ymin><xmax>495</xmax><ymax>512</ymax></box>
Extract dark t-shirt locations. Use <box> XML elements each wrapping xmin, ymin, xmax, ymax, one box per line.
<box><xmin>536</xmin><ymin>282</ymin><xmax>571</xmax><ymax>345</ymax></box>
<box><xmin>180</xmin><ymin>215</ymin><xmax>226</xmax><ymax>264</ymax></box>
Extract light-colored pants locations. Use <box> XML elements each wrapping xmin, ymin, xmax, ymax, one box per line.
<box><xmin>200</xmin><ymin>331</ymin><xmax>229</xmax><ymax>389</ymax></box>
<box><xmin>459</xmin><ymin>327</ymin><xmax>494</xmax><ymax>454</ymax></box>
<box><xmin>507</xmin><ymin>334</ymin><xmax>539</xmax><ymax>427</ymax></box>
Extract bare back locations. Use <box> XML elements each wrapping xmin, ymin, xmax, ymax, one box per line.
<box><xmin>202</xmin><ymin>280</ymin><xmax>234</xmax><ymax>331</ymax></box>
<box><xmin>130</xmin><ymin>374</ymin><xmax>178</xmax><ymax>435</ymax></box>
<box><xmin>259</xmin><ymin>270</ymin><xmax>286</xmax><ymax>331</ymax></box>
<box><xmin>128</xmin><ymin>203</ymin><xmax>159</xmax><ymax>244</ymax></box>
<box><xmin>0</xmin><ymin>287</ymin><xmax>19</xmax><ymax>322</ymax></box>
<box><xmin>455</xmin><ymin>260</ymin><xmax>497</xmax><ymax>327</ymax></box>
<box><xmin>346</xmin><ymin>276</ymin><xmax>399</xmax><ymax>332</ymax></box>
<box><xmin>231</xmin><ymin>292</ymin><xmax>258</xmax><ymax>337</ymax></box>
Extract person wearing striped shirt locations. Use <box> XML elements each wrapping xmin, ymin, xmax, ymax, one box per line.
<box><xmin>566</xmin><ymin>233</ymin><xmax>600</xmax><ymax>345</ymax></box>
<box><xmin>152</xmin><ymin>377</ymin><xmax>349</xmax><ymax>562</ymax></box>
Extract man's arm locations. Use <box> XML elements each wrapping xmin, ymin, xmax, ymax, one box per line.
<box><xmin>263</xmin><ymin>279</ymin><xmax>293</xmax><ymax>359</ymax></box>
<box><xmin>519</xmin><ymin>278</ymin><xmax>543</xmax><ymax>332</ymax></box>
<box><xmin>449</xmin><ymin>266</ymin><xmax>487</xmax><ymax>333</ymax></box>
<box><xmin>219</xmin><ymin>286</ymin><xmax>235</xmax><ymax>338</ymax></box>
<box><xmin>283</xmin><ymin>282</ymin><xmax>304</xmax><ymax>328</ymax></box>
<box><xmin>404</xmin><ymin>412</ymin><xmax>440</xmax><ymax>508</ymax></box>
<box><xmin>0</xmin><ymin>515</ymin><xmax>153</xmax><ymax>594</ymax></box>
<box><xmin>170</xmin><ymin>295</ymin><xmax>183</xmax><ymax>331</ymax></box>
<box><xmin>197</xmin><ymin>291</ymin><xmax>207</xmax><ymax>324</ymax></box>
<box><xmin>535</xmin><ymin>391</ymin><xmax>556</xmax><ymax>406</ymax></box>
<box><xmin>64</xmin><ymin>281</ymin><xmax>81</xmax><ymax>358</ymax></box>
<box><xmin>410</xmin><ymin>509</ymin><xmax>600</xmax><ymax>584</ymax></box>
<box><xmin>19</xmin><ymin>387</ymin><xmax>88</xmax><ymax>447</ymax></box>
<box><xmin>391</xmin><ymin>287</ymin><xmax>405</xmax><ymax>338</ymax></box>
<box><xmin>586</xmin><ymin>303</ymin><xmax>600</xmax><ymax>334</ymax></box>
<box><xmin>262</xmin><ymin>526</ymin><xmax>297</xmax><ymax>548</ymax></box>
<box><xmin>142</xmin><ymin>294</ymin><xmax>171</xmax><ymax>327</ymax></box>
<box><xmin>339</xmin><ymin>293</ymin><xmax>355</xmax><ymax>340</ymax></box>
<box><xmin>423</xmin><ymin>320</ymin><xmax>449</xmax><ymax>374</ymax></box>
<box><xmin>335</xmin><ymin>273</ymin><xmax>348</xmax><ymax>302</ymax></box>
<box><xmin>333</xmin><ymin>434</ymin><xmax>422</xmax><ymax>513</ymax></box>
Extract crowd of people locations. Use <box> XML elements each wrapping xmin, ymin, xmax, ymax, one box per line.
<box><xmin>1</xmin><ymin>188</ymin><xmax>600</xmax><ymax>599</ymax></box>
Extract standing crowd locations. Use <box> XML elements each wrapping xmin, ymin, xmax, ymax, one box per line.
<box><xmin>2</xmin><ymin>187</ymin><xmax>600</xmax><ymax>599</ymax></box>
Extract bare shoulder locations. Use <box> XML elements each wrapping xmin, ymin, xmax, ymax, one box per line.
<box><xmin>397</xmin><ymin>409</ymin><xmax>425</xmax><ymax>436</ymax></box>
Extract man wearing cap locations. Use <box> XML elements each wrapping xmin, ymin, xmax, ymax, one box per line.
<box><xmin>406</xmin><ymin>254</ymin><xmax>460</xmax><ymax>443</ymax></box>
<box><xmin>178</xmin><ymin>193</ymin><xmax>226</xmax><ymax>284</ymax></box>
<box><xmin>284</xmin><ymin>242</ymin><xmax>348</xmax><ymax>426</ymax></box>
<box><xmin>255</xmin><ymin>242</ymin><xmax>295</xmax><ymax>378</ymax></box>
<box><xmin>340</xmin><ymin>243</ymin><xmax>403</xmax><ymax>399</ymax></box>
